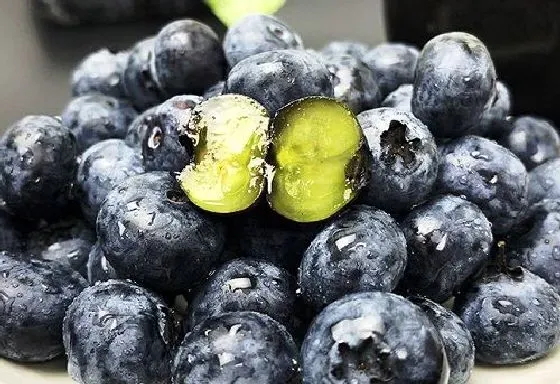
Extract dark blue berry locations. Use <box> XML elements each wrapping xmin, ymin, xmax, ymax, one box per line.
<box><xmin>528</xmin><ymin>158</ymin><xmax>560</xmax><ymax>206</ymax></box>
<box><xmin>203</xmin><ymin>81</ymin><xmax>225</xmax><ymax>99</ymax></box>
<box><xmin>380</xmin><ymin>84</ymin><xmax>412</xmax><ymax>112</ymax></box>
<box><xmin>86</xmin><ymin>240</ymin><xmax>117</xmax><ymax>285</ymax></box>
<box><xmin>125</xmin><ymin>106</ymin><xmax>159</xmax><ymax>148</ymax></box>
<box><xmin>321</xmin><ymin>41</ymin><xmax>369</xmax><ymax>60</ymax></box>
<box><xmin>476</xmin><ymin>81</ymin><xmax>512</xmax><ymax>138</ymax></box>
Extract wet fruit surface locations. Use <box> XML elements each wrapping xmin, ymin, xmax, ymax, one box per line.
<box><xmin>267</xmin><ymin>97</ymin><xmax>368</xmax><ymax>222</ymax></box>
<box><xmin>179</xmin><ymin>95</ymin><xmax>270</xmax><ymax>214</ymax></box>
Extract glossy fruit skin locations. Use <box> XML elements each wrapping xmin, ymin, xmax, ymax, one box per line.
<box><xmin>358</xmin><ymin>108</ymin><xmax>438</xmax><ymax>213</ymax></box>
<box><xmin>96</xmin><ymin>172</ymin><xmax>226</xmax><ymax>294</ymax></box>
<box><xmin>71</xmin><ymin>49</ymin><xmax>129</xmax><ymax>99</ymax></box>
<box><xmin>321</xmin><ymin>41</ymin><xmax>369</xmax><ymax>60</ymax></box>
<box><xmin>223</xmin><ymin>14</ymin><xmax>304</xmax><ymax>67</ymax></box>
<box><xmin>528</xmin><ymin>158</ymin><xmax>560</xmax><ymax>206</ymax></box>
<box><xmin>410</xmin><ymin>297</ymin><xmax>474</xmax><ymax>384</ymax></box>
<box><xmin>476</xmin><ymin>81</ymin><xmax>512</xmax><ymax>138</ymax></box>
<box><xmin>301</xmin><ymin>292</ymin><xmax>448</xmax><ymax>384</ymax></box>
<box><xmin>172</xmin><ymin>311</ymin><xmax>300</xmax><ymax>384</ymax></box>
<box><xmin>362</xmin><ymin>43</ymin><xmax>419</xmax><ymax>100</ymax></box>
<box><xmin>0</xmin><ymin>211</ymin><xmax>24</xmax><ymax>253</ymax></box>
<box><xmin>436</xmin><ymin>135</ymin><xmax>528</xmax><ymax>234</ymax></box>
<box><xmin>323</xmin><ymin>53</ymin><xmax>381</xmax><ymax>114</ymax></box>
<box><xmin>299</xmin><ymin>205</ymin><xmax>407</xmax><ymax>311</ymax></box>
<box><xmin>0</xmin><ymin>252</ymin><xmax>87</xmax><ymax>362</ymax></box>
<box><xmin>501</xmin><ymin>116</ymin><xmax>560</xmax><ymax>170</ymax></box>
<box><xmin>225</xmin><ymin>49</ymin><xmax>334</xmax><ymax>115</ymax></box>
<box><xmin>63</xmin><ymin>280</ymin><xmax>174</xmax><ymax>384</ymax></box>
<box><xmin>76</xmin><ymin>139</ymin><xmax>144</xmax><ymax>225</ymax></box>
<box><xmin>61</xmin><ymin>95</ymin><xmax>138</xmax><ymax>152</ymax></box>
<box><xmin>122</xmin><ymin>38</ymin><xmax>162</xmax><ymax>111</ymax></box>
<box><xmin>412</xmin><ymin>32</ymin><xmax>496</xmax><ymax>138</ymax></box>
<box><xmin>141</xmin><ymin>95</ymin><xmax>202</xmax><ymax>172</ymax></box>
<box><xmin>455</xmin><ymin>268</ymin><xmax>560</xmax><ymax>365</ymax></box>
<box><xmin>380</xmin><ymin>84</ymin><xmax>412</xmax><ymax>112</ymax></box>
<box><xmin>399</xmin><ymin>195</ymin><xmax>493</xmax><ymax>302</ymax></box>
<box><xmin>125</xmin><ymin>106</ymin><xmax>159</xmax><ymax>148</ymax></box>
<box><xmin>0</xmin><ymin>116</ymin><xmax>78</xmax><ymax>220</ymax></box>
<box><xmin>86</xmin><ymin>240</ymin><xmax>118</xmax><ymax>285</ymax></box>
<box><xmin>203</xmin><ymin>81</ymin><xmax>225</xmax><ymax>99</ymax></box>
<box><xmin>189</xmin><ymin>258</ymin><xmax>295</xmax><ymax>327</ymax></box>
<box><xmin>153</xmin><ymin>19</ymin><xmax>226</xmax><ymax>97</ymax></box>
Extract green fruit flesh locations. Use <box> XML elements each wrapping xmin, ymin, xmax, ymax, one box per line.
<box><xmin>179</xmin><ymin>95</ymin><xmax>270</xmax><ymax>213</ymax></box>
<box><xmin>268</xmin><ymin>97</ymin><xmax>367</xmax><ymax>222</ymax></box>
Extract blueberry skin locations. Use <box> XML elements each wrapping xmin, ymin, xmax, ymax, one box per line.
<box><xmin>501</xmin><ymin>116</ymin><xmax>560</xmax><ymax>170</ymax></box>
<box><xmin>410</xmin><ymin>297</ymin><xmax>474</xmax><ymax>384</ymax></box>
<box><xmin>321</xmin><ymin>41</ymin><xmax>369</xmax><ymax>60</ymax></box>
<box><xmin>476</xmin><ymin>81</ymin><xmax>512</xmax><ymax>138</ymax></box>
<box><xmin>455</xmin><ymin>268</ymin><xmax>560</xmax><ymax>364</ymax></box>
<box><xmin>412</xmin><ymin>32</ymin><xmax>497</xmax><ymax>138</ymax></box>
<box><xmin>142</xmin><ymin>95</ymin><xmax>202</xmax><ymax>172</ymax></box>
<box><xmin>301</xmin><ymin>292</ymin><xmax>447</xmax><ymax>384</ymax></box>
<box><xmin>87</xmin><ymin>240</ymin><xmax>118</xmax><ymax>285</ymax></box>
<box><xmin>172</xmin><ymin>311</ymin><xmax>300</xmax><ymax>384</ymax></box>
<box><xmin>77</xmin><ymin>139</ymin><xmax>144</xmax><ymax>225</ymax></box>
<box><xmin>0</xmin><ymin>252</ymin><xmax>87</xmax><ymax>362</ymax></box>
<box><xmin>358</xmin><ymin>108</ymin><xmax>438</xmax><ymax>213</ymax></box>
<box><xmin>62</xmin><ymin>95</ymin><xmax>138</xmax><ymax>152</ymax></box>
<box><xmin>97</xmin><ymin>172</ymin><xmax>226</xmax><ymax>294</ymax></box>
<box><xmin>399</xmin><ymin>195</ymin><xmax>493</xmax><ymax>302</ymax></box>
<box><xmin>125</xmin><ymin>106</ymin><xmax>159</xmax><ymax>148</ymax></box>
<box><xmin>380</xmin><ymin>84</ymin><xmax>412</xmax><ymax>112</ymax></box>
<box><xmin>323</xmin><ymin>53</ymin><xmax>381</xmax><ymax>114</ymax></box>
<box><xmin>0</xmin><ymin>116</ymin><xmax>78</xmax><ymax>220</ymax></box>
<box><xmin>71</xmin><ymin>49</ymin><xmax>129</xmax><ymax>99</ymax></box>
<box><xmin>189</xmin><ymin>258</ymin><xmax>295</xmax><ymax>327</ymax></box>
<box><xmin>299</xmin><ymin>205</ymin><xmax>407</xmax><ymax>311</ymax></box>
<box><xmin>362</xmin><ymin>43</ymin><xmax>419</xmax><ymax>100</ymax></box>
<box><xmin>528</xmin><ymin>158</ymin><xmax>560</xmax><ymax>206</ymax></box>
<box><xmin>224</xmin><ymin>14</ymin><xmax>304</xmax><ymax>68</ymax></box>
<box><xmin>225</xmin><ymin>50</ymin><xmax>334</xmax><ymax>115</ymax></box>
<box><xmin>63</xmin><ymin>280</ymin><xmax>174</xmax><ymax>384</ymax></box>
<box><xmin>203</xmin><ymin>81</ymin><xmax>225</xmax><ymax>99</ymax></box>
<box><xmin>508</xmin><ymin>204</ymin><xmax>560</xmax><ymax>291</ymax></box>
<box><xmin>228</xmin><ymin>206</ymin><xmax>320</xmax><ymax>272</ymax></box>
<box><xmin>153</xmin><ymin>19</ymin><xmax>226</xmax><ymax>97</ymax></box>
<box><xmin>0</xmin><ymin>211</ymin><xmax>24</xmax><ymax>253</ymax></box>
<box><xmin>122</xmin><ymin>38</ymin><xmax>162</xmax><ymax>111</ymax></box>
<box><xmin>436</xmin><ymin>135</ymin><xmax>528</xmax><ymax>234</ymax></box>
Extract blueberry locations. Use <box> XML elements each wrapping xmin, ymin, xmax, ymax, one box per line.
<box><xmin>25</xmin><ymin>216</ymin><xmax>95</xmax><ymax>277</ymax></box>
<box><xmin>436</xmin><ymin>135</ymin><xmax>528</xmax><ymax>234</ymax></box>
<box><xmin>455</xmin><ymin>268</ymin><xmax>560</xmax><ymax>364</ymax></box>
<box><xmin>97</xmin><ymin>172</ymin><xmax>226</xmax><ymax>294</ymax></box>
<box><xmin>399</xmin><ymin>195</ymin><xmax>493</xmax><ymax>302</ymax></box>
<box><xmin>299</xmin><ymin>205</ymin><xmax>407</xmax><ymax>311</ymax></box>
<box><xmin>228</xmin><ymin>205</ymin><xmax>320</xmax><ymax>272</ymax></box>
<box><xmin>301</xmin><ymin>292</ymin><xmax>448</xmax><ymax>384</ymax></box>
<box><xmin>153</xmin><ymin>19</ymin><xmax>226</xmax><ymax>97</ymax></box>
<box><xmin>321</xmin><ymin>41</ymin><xmax>369</xmax><ymax>60</ymax></box>
<box><xmin>172</xmin><ymin>311</ymin><xmax>300</xmax><ymax>384</ymax></box>
<box><xmin>189</xmin><ymin>258</ymin><xmax>295</xmax><ymax>327</ymax></box>
<box><xmin>362</xmin><ymin>43</ymin><xmax>419</xmax><ymax>100</ymax></box>
<box><xmin>0</xmin><ymin>252</ymin><xmax>87</xmax><ymax>362</ymax></box>
<box><xmin>86</xmin><ymin>240</ymin><xmax>118</xmax><ymax>285</ymax></box>
<box><xmin>223</xmin><ymin>14</ymin><xmax>304</xmax><ymax>68</ymax></box>
<box><xmin>225</xmin><ymin>50</ymin><xmax>334</xmax><ymax>115</ymax></box>
<box><xmin>476</xmin><ymin>81</ymin><xmax>512</xmax><ymax>138</ymax></box>
<box><xmin>76</xmin><ymin>139</ymin><xmax>144</xmax><ymax>225</ymax></box>
<box><xmin>0</xmin><ymin>211</ymin><xmax>24</xmax><ymax>253</ymax></box>
<box><xmin>412</xmin><ymin>33</ymin><xmax>497</xmax><ymax>138</ymax></box>
<box><xmin>508</xmin><ymin>203</ymin><xmax>560</xmax><ymax>291</ymax></box>
<box><xmin>63</xmin><ymin>280</ymin><xmax>174</xmax><ymax>384</ymax></box>
<box><xmin>122</xmin><ymin>38</ymin><xmax>162</xmax><ymax>111</ymax></box>
<box><xmin>124</xmin><ymin>106</ymin><xmax>159</xmax><ymax>148</ymax></box>
<box><xmin>500</xmin><ymin>116</ymin><xmax>560</xmax><ymax>170</ymax></box>
<box><xmin>323</xmin><ymin>53</ymin><xmax>381</xmax><ymax>114</ymax></box>
<box><xmin>142</xmin><ymin>95</ymin><xmax>202</xmax><ymax>172</ymax></box>
<box><xmin>61</xmin><ymin>95</ymin><xmax>138</xmax><ymax>152</ymax></box>
<box><xmin>71</xmin><ymin>49</ymin><xmax>129</xmax><ymax>99</ymax></box>
<box><xmin>203</xmin><ymin>81</ymin><xmax>225</xmax><ymax>99</ymax></box>
<box><xmin>380</xmin><ymin>84</ymin><xmax>412</xmax><ymax>112</ymax></box>
<box><xmin>0</xmin><ymin>116</ymin><xmax>78</xmax><ymax>220</ymax></box>
<box><xmin>410</xmin><ymin>297</ymin><xmax>474</xmax><ymax>384</ymax></box>
<box><xmin>528</xmin><ymin>158</ymin><xmax>560</xmax><ymax>206</ymax></box>
<box><xmin>358</xmin><ymin>108</ymin><xmax>438</xmax><ymax>213</ymax></box>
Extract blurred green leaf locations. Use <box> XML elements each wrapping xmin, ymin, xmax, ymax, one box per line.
<box><xmin>205</xmin><ymin>0</ymin><xmax>286</xmax><ymax>26</ymax></box>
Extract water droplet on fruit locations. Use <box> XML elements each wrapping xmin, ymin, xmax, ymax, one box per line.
<box><xmin>489</xmin><ymin>175</ymin><xmax>498</xmax><ymax>184</ymax></box>
<box><xmin>553</xmin><ymin>247</ymin><xmax>560</xmax><ymax>260</ymax></box>
<box><xmin>335</xmin><ymin>234</ymin><xmax>356</xmax><ymax>250</ymax></box>
<box><xmin>1</xmin><ymin>272</ymin><xmax>8</xmax><ymax>278</ymax></box>
<box><xmin>118</xmin><ymin>222</ymin><xmax>126</xmax><ymax>238</ymax></box>
<box><xmin>165</xmin><ymin>232</ymin><xmax>172</xmax><ymax>240</ymax></box>
<box><xmin>497</xmin><ymin>300</ymin><xmax>512</xmax><ymax>307</ymax></box>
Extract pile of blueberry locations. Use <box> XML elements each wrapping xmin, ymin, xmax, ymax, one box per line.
<box><xmin>1</xmin><ymin>13</ymin><xmax>560</xmax><ymax>384</ymax></box>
